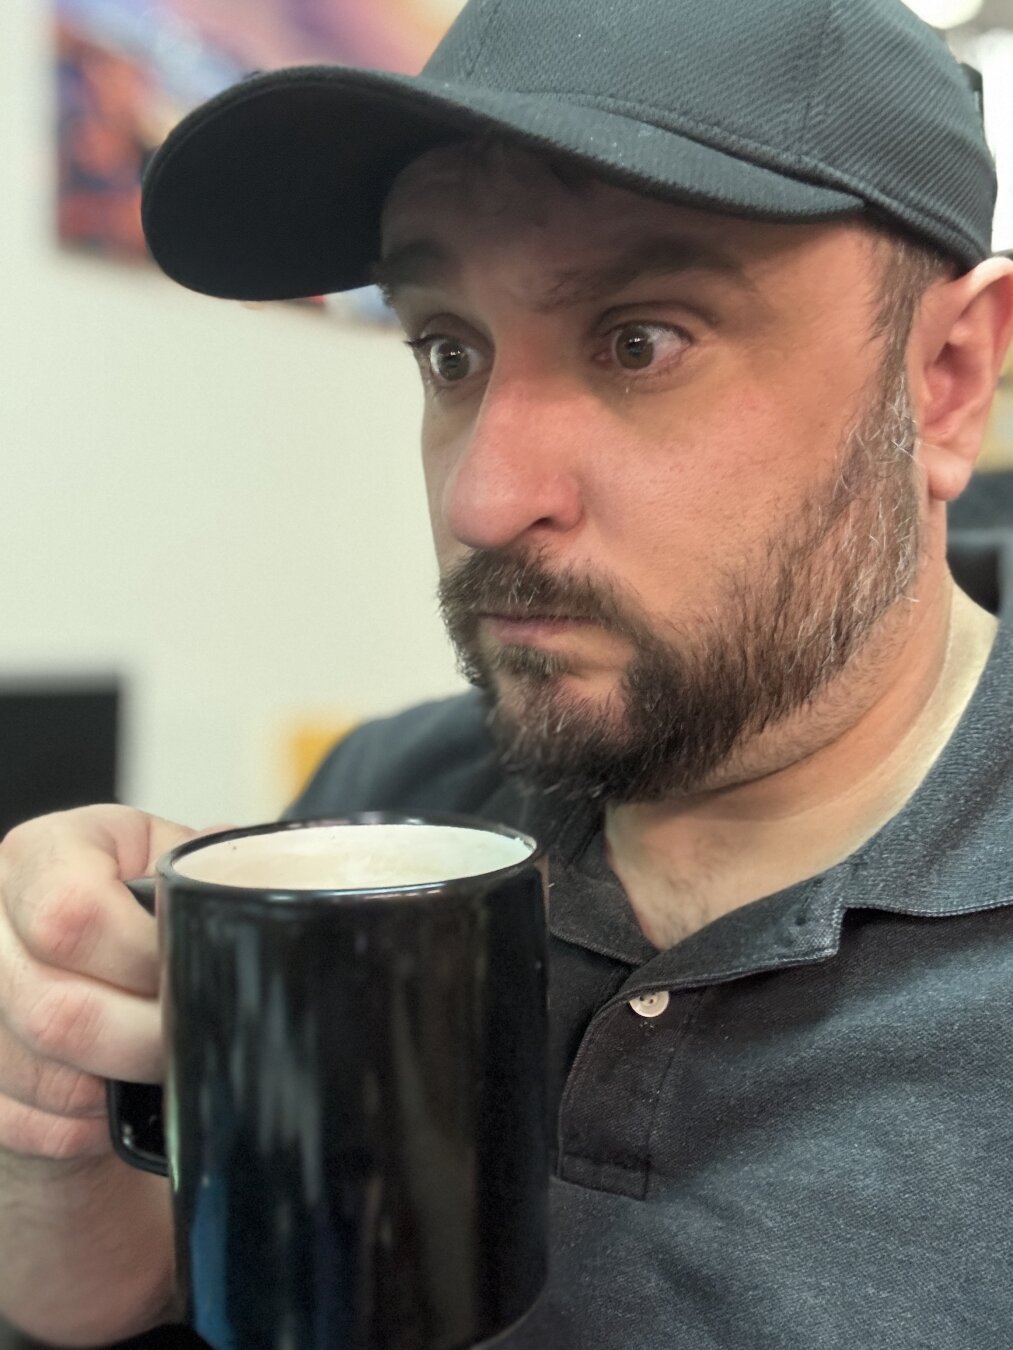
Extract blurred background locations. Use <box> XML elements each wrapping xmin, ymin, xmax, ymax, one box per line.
<box><xmin>0</xmin><ymin>0</ymin><xmax>1011</xmax><ymax>834</ymax></box>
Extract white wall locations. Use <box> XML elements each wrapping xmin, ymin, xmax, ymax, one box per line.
<box><xmin>0</xmin><ymin>0</ymin><xmax>465</xmax><ymax>826</ymax></box>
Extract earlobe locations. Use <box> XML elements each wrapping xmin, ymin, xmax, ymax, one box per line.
<box><xmin>919</xmin><ymin>435</ymin><xmax>975</xmax><ymax>504</ymax></box>
<box><xmin>911</xmin><ymin>258</ymin><xmax>1013</xmax><ymax>504</ymax></box>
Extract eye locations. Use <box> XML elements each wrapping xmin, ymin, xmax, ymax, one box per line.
<box><xmin>407</xmin><ymin>335</ymin><xmax>489</xmax><ymax>388</ymax></box>
<box><xmin>601</xmin><ymin>322</ymin><xmax>691</xmax><ymax>374</ymax></box>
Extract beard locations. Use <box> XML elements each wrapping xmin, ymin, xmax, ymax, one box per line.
<box><xmin>437</xmin><ymin>362</ymin><xmax>922</xmax><ymax>805</ymax></box>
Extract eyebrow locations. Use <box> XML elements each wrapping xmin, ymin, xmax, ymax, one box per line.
<box><xmin>370</xmin><ymin>233</ymin><xmax>753</xmax><ymax>310</ymax></box>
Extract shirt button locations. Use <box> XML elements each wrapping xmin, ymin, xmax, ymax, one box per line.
<box><xmin>628</xmin><ymin>990</ymin><xmax>670</xmax><ymax>1019</ymax></box>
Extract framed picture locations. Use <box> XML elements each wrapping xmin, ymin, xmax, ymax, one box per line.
<box><xmin>55</xmin><ymin>0</ymin><xmax>465</xmax><ymax>315</ymax></box>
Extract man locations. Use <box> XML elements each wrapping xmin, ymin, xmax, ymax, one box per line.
<box><xmin>1</xmin><ymin>0</ymin><xmax>1012</xmax><ymax>1346</ymax></box>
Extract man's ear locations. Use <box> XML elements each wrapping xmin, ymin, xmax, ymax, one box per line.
<box><xmin>909</xmin><ymin>256</ymin><xmax>1013</xmax><ymax>503</ymax></box>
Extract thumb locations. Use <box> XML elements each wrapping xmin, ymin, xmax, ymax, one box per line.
<box><xmin>140</xmin><ymin>820</ymin><xmax>240</xmax><ymax>876</ymax></box>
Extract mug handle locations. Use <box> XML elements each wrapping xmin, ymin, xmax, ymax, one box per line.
<box><xmin>106</xmin><ymin>877</ymin><xmax>168</xmax><ymax>1177</ymax></box>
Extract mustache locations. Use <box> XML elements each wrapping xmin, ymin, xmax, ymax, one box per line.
<box><xmin>438</xmin><ymin>550</ymin><xmax>638</xmax><ymax>635</ymax></box>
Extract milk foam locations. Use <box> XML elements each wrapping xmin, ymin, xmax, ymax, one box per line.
<box><xmin>173</xmin><ymin>823</ymin><xmax>533</xmax><ymax>890</ymax></box>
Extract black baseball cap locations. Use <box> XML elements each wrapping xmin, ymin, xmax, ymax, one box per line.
<box><xmin>141</xmin><ymin>0</ymin><xmax>997</xmax><ymax>302</ymax></box>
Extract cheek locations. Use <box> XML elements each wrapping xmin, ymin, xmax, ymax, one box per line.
<box><xmin>585</xmin><ymin>394</ymin><xmax>804</xmax><ymax>559</ymax></box>
<box><xmin>420</xmin><ymin>423</ymin><xmax>459</xmax><ymax>569</ymax></box>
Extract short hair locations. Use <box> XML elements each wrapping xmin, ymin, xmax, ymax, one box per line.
<box><xmin>869</xmin><ymin>224</ymin><xmax>960</xmax><ymax>367</ymax></box>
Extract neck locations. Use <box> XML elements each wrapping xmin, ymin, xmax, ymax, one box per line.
<box><xmin>605</xmin><ymin>569</ymin><xmax>998</xmax><ymax>949</ymax></box>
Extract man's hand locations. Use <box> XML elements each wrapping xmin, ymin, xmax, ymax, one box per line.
<box><xmin>0</xmin><ymin>805</ymin><xmax>200</xmax><ymax>1162</ymax></box>
<box><xmin>0</xmin><ymin>805</ymin><xmax>206</xmax><ymax>1343</ymax></box>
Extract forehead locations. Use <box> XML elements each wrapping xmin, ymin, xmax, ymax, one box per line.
<box><xmin>379</xmin><ymin>141</ymin><xmax>873</xmax><ymax>280</ymax></box>
<box><xmin>382</xmin><ymin>142</ymin><xmax>593</xmax><ymax>232</ymax></box>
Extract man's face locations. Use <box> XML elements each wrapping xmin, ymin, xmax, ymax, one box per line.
<box><xmin>379</xmin><ymin>145</ymin><xmax>922</xmax><ymax>803</ymax></box>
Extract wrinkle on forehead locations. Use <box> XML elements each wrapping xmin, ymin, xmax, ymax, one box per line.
<box><xmin>373</xmin><ymin>229</ymin><xmax>755</xmax><ymax>315</ymax></box>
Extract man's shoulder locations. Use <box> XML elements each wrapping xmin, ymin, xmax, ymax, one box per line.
<box><xmin>286</xmin><ymin>690</ymin><xmax>516</xmax><ymax>820</ymax></box>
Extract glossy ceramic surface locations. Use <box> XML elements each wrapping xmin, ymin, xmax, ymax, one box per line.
<box><xmin>110</xmin><ymin>816</ymin><xmax>548</xmax><ymax>1350</ymax></box>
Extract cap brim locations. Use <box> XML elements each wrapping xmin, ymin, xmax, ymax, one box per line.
<box><xmin>142</xmin><ymin>65</ymin><xmax>864</xmax><ymax>301</ymax></box>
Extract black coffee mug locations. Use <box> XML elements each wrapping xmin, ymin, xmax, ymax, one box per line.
<box><xmin>108</xmin><ymin>814</ymin><xmax>548</xmax><ymax>1350</ymax></box>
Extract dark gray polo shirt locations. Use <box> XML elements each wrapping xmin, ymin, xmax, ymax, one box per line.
<box><xmin>290</xmin><ymin>534</ymin><xmax>1013</xmax><ymax>1350</ymax></box>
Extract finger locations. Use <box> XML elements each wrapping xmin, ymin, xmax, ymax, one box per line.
<box><xmin>3</xmin><ymin>951</ymin><xmax>163</xmax><ymax>1083</ymax></box>
<box><xmin>0</xmin><ymin>1017</ymin><xmax>106</xmax><ymax>1119</ymax></box>
<box><xmin>3</xmin><ymin>865</ymin><xmax>158</xmax><ymax>996</ymax></box>
<box><xmin>3</xmin><ymin>804</ymin><xmax>203</xmax><ymax>887</ymax></box>
<box><xmin>2</xmin><ymin>806</ymin><xmax>203</xmax><ymax>994</ymax></box>
<box><xmin>0</xmin><ymin>1092</ymin><xmax>112</xmax><ymax>1161</ymax></box>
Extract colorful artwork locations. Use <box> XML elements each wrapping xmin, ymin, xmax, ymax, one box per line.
<box><xmin>55</xmin><ymin>0</ymin><xmax>466</xmax><ymax>303</ymax></box>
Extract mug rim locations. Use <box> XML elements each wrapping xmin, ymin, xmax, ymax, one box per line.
<box><xmin>158</xmin><ymin>812</ymin><xmax>543</xmax><ymax>902</ymax></box>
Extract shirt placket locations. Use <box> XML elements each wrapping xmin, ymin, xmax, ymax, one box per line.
<box><xmin>556</xmin><ymin>979</ymin><xmax>707</xmax><ymax>1200</ymax></box>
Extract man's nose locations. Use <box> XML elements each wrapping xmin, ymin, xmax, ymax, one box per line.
<box><xmin>440</xmin><ymin>375</ymin><xmax>585</xmax><ymax>552</ymax></box>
